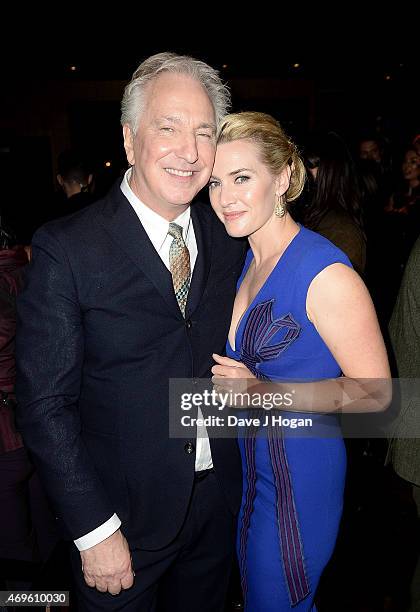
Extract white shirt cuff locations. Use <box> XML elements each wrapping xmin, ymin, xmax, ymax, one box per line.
<box><xmin>74</xmin><ymin>513</ymin><xmax>121</xmax><ymax>551</ymax></box>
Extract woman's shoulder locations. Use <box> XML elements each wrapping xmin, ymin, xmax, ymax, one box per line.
<box><xmin>293</xmin><ymin>225</ymin><xmax>353</xmax><ymax>286</ymax></box>
<box><xmin>298</xmin><ymin>224</ymin><xmax>352</xmax><ymax>264</ymax></box>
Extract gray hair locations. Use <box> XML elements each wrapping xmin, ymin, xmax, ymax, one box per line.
<box><xmin>121</xmin><ymin>52</ymin><xmax>231</xmax><ymax>134</ymax></box>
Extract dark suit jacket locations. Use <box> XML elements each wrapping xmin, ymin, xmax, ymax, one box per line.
<box><xmin>387</xmin><ymin>235</ymin><xmax>420</xmax><ymax>486</ymax></box>
<box><xmin>16</xmin><ymin>181</ymin><xmax>246</xmax><ymax>549</ymax></box>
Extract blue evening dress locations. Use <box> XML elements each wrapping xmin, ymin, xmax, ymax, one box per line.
<box><xmin>226</xmin><ymin>225</ymin><xmax>351</xmax><ymax>611</ymax></box>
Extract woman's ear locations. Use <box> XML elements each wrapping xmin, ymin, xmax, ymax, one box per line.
<box><xmin>275</xmin><ymin>165</ymin><xmax>292</xmax><ymax>196</ymax></box>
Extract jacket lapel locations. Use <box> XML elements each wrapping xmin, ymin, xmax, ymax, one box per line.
<box><xmin>186</xmin><ymin>203</ymin><xmax>212</xmax><ymax>317</ymax></box>
<box><xmin>97</xmin><ymin>182</ymin><xmax>182</xmax><ymax>318</ymax></box>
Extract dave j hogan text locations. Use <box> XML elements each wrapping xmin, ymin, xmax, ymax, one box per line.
<box><xmin>181</xmin><ymin>414</ymin><xmax>313</xmax><ymax>429</ymax></box>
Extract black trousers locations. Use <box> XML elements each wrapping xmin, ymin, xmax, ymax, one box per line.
<box><xmin>0</xmin><ymin>447</ymin><xmax>58</xmax><ymax>570</ymax></box>
<box><xmin>0</xmin><ymin>447</ymin><xmax>34</xmax><ymax>562</ymax></box>
<box><xmin>71</xmin><ymin>471</ymin><xmax>237</xmax><ymax>611</ymax></box>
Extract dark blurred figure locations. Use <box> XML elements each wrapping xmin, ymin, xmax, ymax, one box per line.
<box><xmin>299</xmin><ymin>131</ymin><xmax>367</xmax><ymax>275</ymax></box>
<box><xmin>358</xmin><ymin>132</ymin><xmax>394</xmax><ymax>202</ymax></box>
<box><xmin>357</xmin><ymin>157</ymin><xmax>383</xmax><ymax>223</ymax></box>
<box><xmin>387</xmin><ymin>235</ymin><xmax>420</xmax><ymax>611</ymax></box>
<box><xmin>413</xmin><ymin>134</ymin><xmax>420</xmax><ymax>157</ymax></box>
<box><xmin>55</xmin><ymin>149</ymin><xmax>95</xmax><ymax>218</ymax></box>
<box><xmin>359</xmin><ymin>134</ymin><xmax>384</xmax><ymax>164</ymax></box>
<box><xmin>0</xmin><ymin>221</ymin><xmax>58</xmax><ymax>597</ymax></box>
<box><xmin>372</xmin><ymin>146</ymin><xmax>420</xmax><ymax>324</ymax></box>
<box><xmin>296</xmin><ymin>135</ymin><xmax>397</xmax><ymax>610</ymax></box>
<box><xmin>358</xmin><ymin>132</ymin><xmax>393</xmax><ymax>178</ymax></box>
<box><xmin>357</xmin><ymin>156</ymin><xmax>393</xmax><ymax>325</ymax></box>
<box><xmin>385</xmin><ymin>147</ymin><xmax>420</xmax><ymax>216</ymax></box>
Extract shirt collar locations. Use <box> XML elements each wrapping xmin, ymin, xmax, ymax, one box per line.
<box><xmin>120</xmin><ymin>167</ymin><xmax>191</xmax><ymax>252</ymax></box>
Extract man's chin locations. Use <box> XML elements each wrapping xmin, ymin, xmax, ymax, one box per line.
<box><xmin>165</xmin><ymin>182</ymin><xmax>207</xmax><ymax>204</ymax></box>
<box><xmin>166</xmin><ymin>194</ymin><xmax>198</xmax><ymax>208</ymax></box>
<box><xmin>167</xmin><ymin>200</ymin><xmax>193</xmax><ymax>210</ymax></box>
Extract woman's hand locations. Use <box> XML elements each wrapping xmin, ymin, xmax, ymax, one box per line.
<box><xmin>211</xmin><ymin>353</ymin><xmax>256</xmax><ymax>397</ymax></box>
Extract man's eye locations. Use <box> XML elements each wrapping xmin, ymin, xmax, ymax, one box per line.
<box><xmin>197</xmin><ymin>132</ymin><xmax>212</xmax><ymax>139</ymax></box>
<box><xmin>160</xmin><ymin>127</ymin><xmax>174</xmax><ymax>133</ymax></box>
<box><xmin>235</xmin><ymin>175</ymin><xmax>250</xmax><ymax>184</ymax></box>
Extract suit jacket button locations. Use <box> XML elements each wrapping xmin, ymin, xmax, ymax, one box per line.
<box><xmin>184</xmin><ymin>441</ymin><xmax>195</xmax><ymax>454</ymax></box>
<box><xmin>185</xmin><ymin>319</ymin><xmax>192</xmax><ymax>329</ymax></box>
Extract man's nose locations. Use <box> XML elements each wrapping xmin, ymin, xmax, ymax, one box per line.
<box><xmin>176</xmin><ymin>134</ymin><xmax>199</xmax><ymax>164</ymax></box>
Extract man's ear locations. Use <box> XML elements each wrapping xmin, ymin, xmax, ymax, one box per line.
<box><xmin>123</xmin><ymin>124</ymin><xmax>135</xmax><ymax>166</ymax></box>
<box><xmin>275</xmin><ymin>165</ymin><xmax>292</xmax><ymax>197</ymax></box>
<box><xmin>87</xmin><ymin>174</ymin><xmax>93</xmax><ymax>186</ymax></box>
<box><xmin>57</xmin><ymin>174</ymin><xmax>64</xmax><ymax>187</ymax></box>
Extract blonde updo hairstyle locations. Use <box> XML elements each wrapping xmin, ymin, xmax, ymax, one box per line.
<box><xmin>216</xmin><ymin>112</ymin><xmax>305</xmax><ymax>203</ymax></box>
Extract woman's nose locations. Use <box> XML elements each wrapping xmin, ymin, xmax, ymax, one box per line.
<box><xmin>219</xmin><ymin>186</ymin><xmax>236</xmax><ymax>208</ymax></box>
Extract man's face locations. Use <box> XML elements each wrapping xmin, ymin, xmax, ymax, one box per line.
<box><xmin>123</xmin><ymin>72</ymin><xmax>216</xmax><ymax>220</ymax></box>
<box><xmin>359</xmin><ymin>140</ymin><xmax>382</xmax><ymax>163</ymax></box>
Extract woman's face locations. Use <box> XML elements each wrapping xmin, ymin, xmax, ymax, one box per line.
<box><xmin>304</xmin><ymin>157</ymin><xmax>319</xmax><ymax>181</ymax></box>
<box><xmin>308</xmin><ymin>166</ymin><xmax>318</xmax><ymax>180</ymax></box>
<box><xmin>209</xmin><ymin>139</ymin><xmax>288</xmax><ymax>238</ymax></box>
<box><xmin>402</xmin><ymin>150</ymin><xmax>420</xmax><ymax>182</ymax></box>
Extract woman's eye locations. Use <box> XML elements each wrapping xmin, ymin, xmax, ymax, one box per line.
<box><xmin>235</xmin><ymin>175</ymin><xmax>250</xmax><ymax>184</ymax></box>
<box><xmin>208</xmin><ymin>180</ymin><xmax>219</xmax><ymax>190</ymax></box>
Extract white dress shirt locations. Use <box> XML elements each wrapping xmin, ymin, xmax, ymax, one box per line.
<box><xmin>74</xmin><ymin>169</ymin><xmax>213</xmax><ymax>551</ymax></box>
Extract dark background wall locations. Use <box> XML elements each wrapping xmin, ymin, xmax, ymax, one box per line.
<box><xmin>0</xmin><ymin>22</ymin><xmax>417</xmax><ymax>241</ymax></box>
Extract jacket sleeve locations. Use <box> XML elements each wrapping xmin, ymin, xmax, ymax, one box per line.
<box><xmin>15</xmin><ymin>225</ymin><xmax>115</xmax><ymax>539</ymax></box>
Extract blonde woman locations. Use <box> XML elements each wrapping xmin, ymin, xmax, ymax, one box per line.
<box><xmin>209</xmin><ymin>112</ymin><xmax>390</xmax><ymax>611</ymax></box>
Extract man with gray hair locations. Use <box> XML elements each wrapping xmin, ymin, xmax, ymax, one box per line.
<box><xmin>16</xmin><ymin>53</ymin><xmax>245</xmax><ymax>610</ymax></box>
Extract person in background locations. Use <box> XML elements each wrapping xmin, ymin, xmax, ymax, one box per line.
<box><xmin>0</xmin><ymin>221</ymin><xmax>56</xmax><ymax>595</ymax></box>
<box><xmin>56</xmin><ymin>149</ymin><xmax>95</xmax><ymax>217</ymax></box>
<box><xmin>359</xmin><ymin>135</ymin><xmax>384</xmax><ymax>165</ymax></box>
<box><xmin>358</xmin><ymin>132</ymin><xmax>394</xmax><ymax>202</ymax></box>
<box><xmin>301</xmin><ymin>131</ymin><xmax>366</xmax><ymax>276</ymax></box>
<box><xmin>385</xmin><ymin>147</ymin><xmax>420</xmax><ymax>216</ymax></box>
<box><xmin>387</xmin><ymin>235</ymin><xmax>420</xmax><ymax>612</ymax></box>
<box><xmin>378</xmin><ymin>146</ymin><xmax>420</xmax><ymax>319</ymax></box>
<box><xmin>412</xmin><ymin>134</ymin><xmax>420</xmax><ymax>157</ymax></box>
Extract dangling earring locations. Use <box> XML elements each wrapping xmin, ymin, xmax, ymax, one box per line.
<box><xmin>274</xmin><ymin>194</ymin><xmax>286</xmax><ymax>218</ymax></box>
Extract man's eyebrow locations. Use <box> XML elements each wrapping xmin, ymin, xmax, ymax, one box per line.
<box><xmin>155</xmin><ymin>115</ymin><xmax>181</xmax><ymax>124</ymax></box>
<box><xmin>155</xmin><ymin>117</ymin><xmax>215</xmax><ymax>131</ymax></box>
<box><xmin>155</xmin><ymin>115</ymin><xmax>216</xmax><ymax>134</ymax></box>
<box><xmin>196</xmin><ymin>123</ymin><xmax>216</xmax><ymax>131</ymax></box>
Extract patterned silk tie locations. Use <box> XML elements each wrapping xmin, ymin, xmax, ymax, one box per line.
<box><xmin>168</xmin><ymin>222</ymin><xmax>191</xmax><ymax>317</ymax></box>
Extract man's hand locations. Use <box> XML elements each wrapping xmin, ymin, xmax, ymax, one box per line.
<box><xmin>80</xmin><ymin>529</ymin><xmax>134</xmax><ymax>595</ymax></box>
